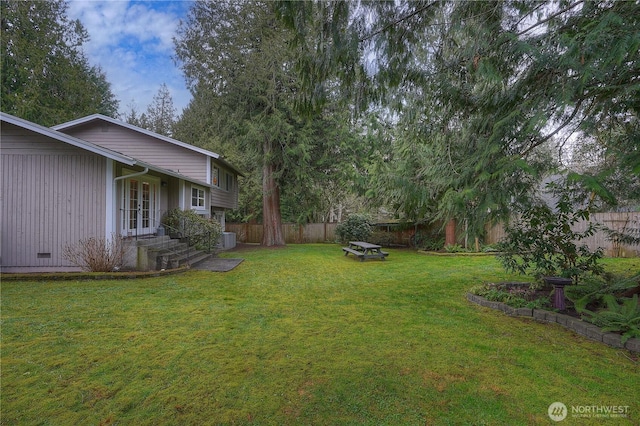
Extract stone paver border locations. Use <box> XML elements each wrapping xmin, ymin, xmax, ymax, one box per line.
<box><xmin>1</xmin><ymin>266</ymin><xmax>189</xmax><ymax>282</ymax></box>
<box><xmin>466</xmin><ymin>293</ymin><xmax>640</xmax><ymax>353</ymax></box>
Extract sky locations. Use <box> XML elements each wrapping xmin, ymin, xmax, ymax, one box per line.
<box><xmin>67</xmin><ymin>0</ymin><xmax>193</xmax><ymax>117</ymax></box>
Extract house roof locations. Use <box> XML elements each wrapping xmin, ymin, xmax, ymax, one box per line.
<box><xmin>1</xmin><ymin>112</ymin><xmax>214</xmax><ymax>188</ymax></box>
<box><xmin>52</xmin><ymin>114</ymin><xmax>243</xmax><ymax>176</ymax></box>
<box><xmin>130</xmin><ymin>159</ymin><xmax>213</xmax><ymax>188</ymax></box>
<box><xmin>1</xmin><ymin>112</ymin><xmax>136</xmax><ymax>166</ymax></box>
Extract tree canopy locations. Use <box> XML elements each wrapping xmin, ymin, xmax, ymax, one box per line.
<box><xmin>174</xmin><ymin>0</ymin><xmax>369</xmax><ymax>244</ymax></box>
<box><xmin>278</xmin><ymin>0</ymin><xmax>640</xmax><ymax>237</ymax></box>
<box><xmin>123</xmin><ymin>83</ymin><xmax>177</xmax><ymax>137</ymax></box>
<box><xmin>1</xmin><ymin>0</ymin><xmax>119</xmax><ymax>126</ymax></box>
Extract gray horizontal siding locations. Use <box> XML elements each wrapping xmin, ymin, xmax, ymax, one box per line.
<box><xmin>211</xmin><ymin>186</ymin><xmax>238</xmax><ymax>209</ymax></box>
<box><xmin>210</xmin><ymin>161</ymin><xmax>238</xmax><ymax>209</ymax></box>
<box><xmin>60</xmin><ymin>123</ymin><xmax>208</xmax><ymax>182</ymax></box>
<box><xmin>1</xmin><ymin>127</ymin><xmax>107</xmax><ymax>269</ymax></box>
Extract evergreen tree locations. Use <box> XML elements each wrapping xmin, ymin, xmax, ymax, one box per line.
<box><xmin>175</xmin><ymin>0</ymin><xmax>364</xmax><ymax>244</ymax></box>
<box><xmin>122</xmin><ymin>102</ymin><xmax>151</xmax><ymax>130</ymax></box>
<box><xmin>279</xmin><ymin>0</ymin><xmax>640</xmax><ymax>238</ymax></box>
<box><xmin>1</xmin><ymin>0</ymin><xmax>119</xmax><ymax>126</ymax></box>
<box><xmin>175</xmin><ymin>1</ymin><xmax>292</xmax><ymax>245</ymax></box>
<box><xmin>145</xmin><ymin>83</ymin><xmax>176</xmax><ymax>137</ymax></box>
<box><xmin>123</xmin><ymin>84</ymin><xmax>176</xmax><ymax>136</ymax></box>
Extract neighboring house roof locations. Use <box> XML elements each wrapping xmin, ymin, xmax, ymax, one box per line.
<box><xmin>53</xmin><ymin>114</ymin><xmax>244</xmax><ymax>176</ymax></box>
<box><xmin>0</xmin><ymin>112</ymin><xmax>213</xmax><ymax>188</ymax></box>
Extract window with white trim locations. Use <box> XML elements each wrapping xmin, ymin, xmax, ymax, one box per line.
<box><xmin>191</xmin><ymin>186</ymin><xmax>206</xmax><ymax>209</ymax></box>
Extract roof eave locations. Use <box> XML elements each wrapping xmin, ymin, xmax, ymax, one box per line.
<box><xmin>1</xmin><ymin>112</ymin><xmax>136</xmax><ymax>166</ymax></box>
<box><xmin>53</xmin><ymin>114</ymin><xmax>222</xmax><ymax>159</ymax></box>
<box><xmin>52</xmin><ymin>114</ymin><xmax>245</xmax><ymax>177</ymax></box>
<box><xmin>135</xmin><ymin>160</ymin><xmax>214</xmax><ymax>189</ymax></box>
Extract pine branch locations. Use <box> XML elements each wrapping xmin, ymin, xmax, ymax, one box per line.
<box><xmin>521</xmin><ymin>98</ymin><xmax>586</xmax><ymax>158</ymax></box>
<box><xmin>516</xmin><ymin>0</ymin><xmax>585</xmax><ymax>37</ymax></box>
<box><xmin>360</xmin><ymin>1</ymin><xmax>438</xmax><ymax>42</ymax></box>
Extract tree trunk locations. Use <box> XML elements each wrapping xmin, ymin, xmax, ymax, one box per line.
<box><xmin>445</xmin><ymin>219</ymin><xmax>456</xmax><ymax>247</ymax></box>
<box><xmin>262</xmin><ymin>140</ymin><xmax>285</xmax><ymax>246</ymax></box>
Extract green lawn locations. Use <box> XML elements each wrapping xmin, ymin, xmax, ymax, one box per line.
<box><xmin>2</xmin><ymin>245</ymin><xmax>639</xmax><ymax>425</ymax></box>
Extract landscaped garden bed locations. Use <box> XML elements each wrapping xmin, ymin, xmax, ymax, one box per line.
<box><xmin>466</xmin><ymin>291</ymin><xmax>640</xmax><ymax>353</ymax></box>
<box><xmin>468</xmin><ymin>274</ymin><xmax>640</xmax><ymax>352</ymax></box>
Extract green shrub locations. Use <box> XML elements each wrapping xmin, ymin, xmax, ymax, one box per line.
<box><xmin>162</xmin><ymin>209</ymin><xmax>223</xmax><ymax>251</ymax></box>
<box><xmin>565</xmin><ymin>273</ymin><xmax>640</xmax><ymax>314</ymax></box>
<box><xmin>411</xmin><ymin>229</ymin><xmax>445</xmax><ymax>251</ymax></box>
<box><xmin>335</xmin><ymin>214</ymin><xmax>372</xmax><ymax>243</ymax></box>
<box><xmin>582</xmin><ymin>295</ymin><xmax>640</xmax><ymax>344</ymax></box>
<box><xmin>497</xmin><ymin>188</ymin><xmax>604</xmax><ymax>282</ymax></box>
<box><xmin>481</xmin><ymin>244</ymin><xmax>500</xmax><ymax>253</ymax></box>
<box><xmin>445</xmin><ymin>244</ymin><xmax>471</xmax><ymax>253</ymax></box>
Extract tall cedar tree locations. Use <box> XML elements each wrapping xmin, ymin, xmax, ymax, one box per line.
<box><xmin>175</xmin><ymin>0</ymin><xmax>364</xmax><ymax>243</ymax></box>
<box><xmin>1</xmin><ymin>0</ymin><xmax>118</xmax><ymax>126</ymax></box>
<box><xmin>175</xmin><ymin>1</ymin><xmax>293</xmax><ymax>245</ymax></box>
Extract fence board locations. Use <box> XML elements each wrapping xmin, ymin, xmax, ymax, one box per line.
<box><xmin>226</xmin><ymin>213</ymin><xmax>639</xmax><ymax>257</ymax></box>
<box><xmin>225</xmin><ymin>223</ymin><xmax>337</xmax><ymax>244</ymax></box>
<box><xmin>484</xmin><ymin>212</ymin><xmax>639</xmax><ymax>257</ymax></box>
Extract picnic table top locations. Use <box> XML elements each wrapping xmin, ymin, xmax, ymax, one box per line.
<box><xmin>349</xmin><ymin>241</ymin><xmax>382</xmax><ymax>250</ymax></box>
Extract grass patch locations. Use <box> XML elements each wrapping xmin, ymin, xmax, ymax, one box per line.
<box><xmin>2</xmin><ymin>245</ymin><xmax>639</xmax><ymax>424</ymax></box>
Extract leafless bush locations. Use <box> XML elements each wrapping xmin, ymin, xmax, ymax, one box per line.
<box><xmin>62</xmin><ymin>235</ymin><xmax>124</xmax><ymax>272</ymax></box>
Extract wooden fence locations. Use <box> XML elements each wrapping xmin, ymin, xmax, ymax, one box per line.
<box><xmin>227</xmin><ymin>212</ymin><xmax>640</xmax><ymax>257</ymax></box>
<box><xmin>226</xmin><ymin>222</ymin><xmax>339</xmax><ymax>244</ymax></box>
<box><xmin>225</xmin><ymin>222</ymin><xmax>419</xmax><ymax>246</ymax></box>
<box><xmin>485</xmin><ymin>212</ymin><xmax>640</xmax><ymax>257</ymax></box>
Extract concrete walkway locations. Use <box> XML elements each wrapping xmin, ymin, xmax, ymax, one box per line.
<box><xmin>192</xmin><ymin>258</ymin><xmax>244</xmax><ymax>272</ymax></box>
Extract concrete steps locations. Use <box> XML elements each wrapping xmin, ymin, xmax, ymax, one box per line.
<box><xmin>134</xmin><ymin>236</ymin><xmax>213</xmax><ymax>270</ymax></box>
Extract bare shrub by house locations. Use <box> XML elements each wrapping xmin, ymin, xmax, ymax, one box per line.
<box><xmin>62</xmin><ymin>235</ymin><xmax>124</xmax><ymax>272</ymax></box>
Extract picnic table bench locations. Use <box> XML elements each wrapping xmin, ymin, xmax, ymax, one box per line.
<box><xmin>342</xmin><ymin>241</ymin><xmax>389</xmax><ymax>262</ymax></box>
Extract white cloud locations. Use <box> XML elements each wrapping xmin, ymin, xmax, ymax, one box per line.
<box><xmin>67</xmin><ymin>1</ymin><xmax>192</xmax><ymax>116</ymax></box>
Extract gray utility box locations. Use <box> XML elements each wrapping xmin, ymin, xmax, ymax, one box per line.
<box><xmin>222</xmin><ymin>232</ymin><xmax>236</xmax><ymax>249</ymax></box>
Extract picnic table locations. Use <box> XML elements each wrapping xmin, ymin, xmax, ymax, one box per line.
<box><xmin>342</xmin><ymin>241</ymin><xmax>389</xmax><ymax>262</ymax></box>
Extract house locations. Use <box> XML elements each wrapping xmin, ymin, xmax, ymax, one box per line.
<box><xmin>0</xmin><ymin>112</ymin><xmax>242</xmax><ymax>272</ymax></box>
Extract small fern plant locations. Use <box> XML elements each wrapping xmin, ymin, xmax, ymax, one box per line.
<box><xmin>582</xmin><ymin>294</ymin><xmax>640</xmax><ymax>344</ymax></box>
